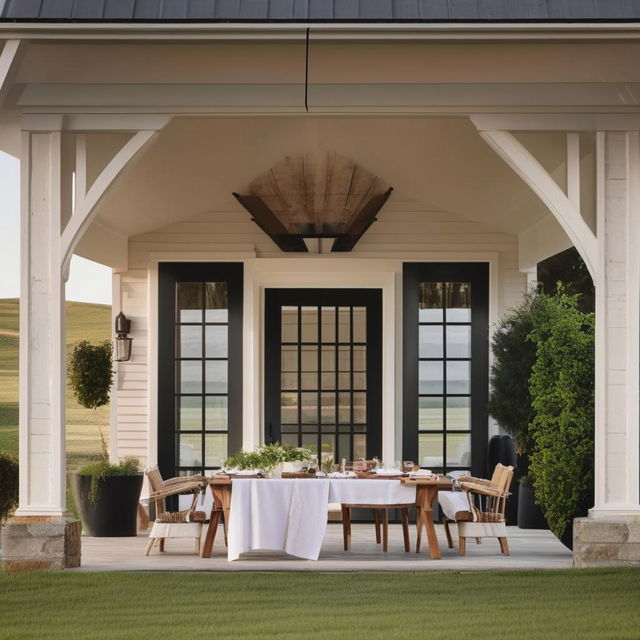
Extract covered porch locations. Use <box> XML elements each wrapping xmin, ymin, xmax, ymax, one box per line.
<box><xmin>1</xmin><ymin>26</ymin><xmax>639</xmax><ymax>569</ymax></box>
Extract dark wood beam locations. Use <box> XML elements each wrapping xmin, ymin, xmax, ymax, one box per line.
<box><xmin>233</xmin><ymin>193</ymin><xmax>308</xmax><ymax>252</ymax></box>
<box><xmin>331</xmin><ymin>188</ymin><xmax>393</xmax><ymax>252</ymax></box>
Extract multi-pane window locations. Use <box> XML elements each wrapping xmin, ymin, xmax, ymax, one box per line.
<box><xmin>175</xmin><ymin>281</ymin><xmax>229</xmax><ymax>475</ymax></box>
<box><xmin>418</xmin><ymin>282</ymin><xmax>472</xmax><ymax>474</ymax></box>
<box><xmin>279</xmin><ymin>305</ymin><xmax>368</xmax><ymax>461</ymax></box>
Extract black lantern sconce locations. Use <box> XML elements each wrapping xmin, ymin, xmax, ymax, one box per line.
<box><xmin>114</xmin><ymin>311</ymin><xmax>132</xmax><ymax>362</ymax></box>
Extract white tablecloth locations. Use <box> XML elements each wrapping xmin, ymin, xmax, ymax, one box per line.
<box><xmin>328</xmin><ymin>478</ymin><xmax>416</xmax><ymax>506</ymax></box>
<box><xmin>226</xmin><ymin>478</ymin><xmax>417</xmax><ymax>561</ymax></box>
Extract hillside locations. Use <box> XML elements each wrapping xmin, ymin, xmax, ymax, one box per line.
<box><xmin>0</xmin><ymin>298</ymin><xmax>111</xmax><ymax>470</ymax></box>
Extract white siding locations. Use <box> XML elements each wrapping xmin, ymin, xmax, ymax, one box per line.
<box><xmin>114</xmin><ymin>202</ymin><xmax>526</xmax><ymax>466</ymax></box>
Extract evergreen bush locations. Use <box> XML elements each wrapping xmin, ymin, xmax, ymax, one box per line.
<box><xmin>0</xmin><ymin>451</ymin><xmax>19</xmax><ymax>524</ymax></box>
<box><xmin>487</xmin><ymin>291</ymin><xmax>539</xmax><ymax>461</ymax></box>
<box><xmin>528</xmin><ymin>291</ymin><xmax>594</xmax><ymax>543</ymax></box>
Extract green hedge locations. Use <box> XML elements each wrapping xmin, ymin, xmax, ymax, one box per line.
<box><xmin>528</xmin><ymin>291</ymin><xmax>594</xmax><ymax>542</ymax></box>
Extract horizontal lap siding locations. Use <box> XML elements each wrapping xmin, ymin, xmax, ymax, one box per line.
<box><xmin>116</xmin><ymin>205</ymin><xmax>525</xmax><ymax>465</ymax></box>
<box><xmin>114</xmin><ymin>270</ymin><xmax>150</xmax><ymax>465</ymax></box>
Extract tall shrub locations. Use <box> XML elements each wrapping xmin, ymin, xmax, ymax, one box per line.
<box><xmin>68</xmin><ymin>340</ymin><xmax>114</xmax><ymax>459</ymax></box>
<box><xmin>0</xmin><ymin>451</ymin><xmax>19</xmax><ymax>524</ymax></box>
<box><xmin>487</xmin><ymin>292</ymin><xmax>539</xmax><ymax>461</ymax></box>
<box><xmin>528</xmin><ymin>291</ymin><xmax>594</xmax><ymax>543</ymax></box>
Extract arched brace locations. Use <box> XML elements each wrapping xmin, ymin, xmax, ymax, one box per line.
<box><xmin>0</xmin><ymin>40</ymin><xmax>22</xmax><ymax>108</ymax></box>
<box><xmin>60</xmin><ymin>127</ymin><xmax>165</xmax><ymax>278</ymax></box>
<box><xmin>476</xmin><ymin>129</ymin><xmax>597</xmax><ymax>280</ymax></box>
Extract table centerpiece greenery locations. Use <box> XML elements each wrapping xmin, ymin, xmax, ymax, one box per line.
<box><xmin>225</xmin><ymin>443</ymin><xmax>311</xmax><ymax>475</ymax></box>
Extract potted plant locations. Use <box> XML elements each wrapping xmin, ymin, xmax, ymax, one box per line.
<box><xmin>225</xmin><ymin>443</ymin><xmax>311</xmax><ymax>477</ymax></box>
<box><xmin>488</xmin><ymin>292</ymin><xmax>547</xmax><ymax>529</ymax></box>
<box><xmin>68</xmin><ymin>340</ymin><xmax>143</xmax><ymax>536</ymax></box>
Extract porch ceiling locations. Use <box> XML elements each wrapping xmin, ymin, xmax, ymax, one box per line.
<box><xmin>92</xmin><ymin>116</ymin><xmax>549</xmax><ymax>243</ymax></box>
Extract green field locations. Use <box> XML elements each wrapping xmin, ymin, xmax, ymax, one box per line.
<box><xmin>0</xmin><ymin>569</ymin><xmax>639</xmax><ymax>639</ymax></box>
<box><xmin>0</xmin><ymin>297</ymin><xmax>110</xmax><ymax>481</ymax></box>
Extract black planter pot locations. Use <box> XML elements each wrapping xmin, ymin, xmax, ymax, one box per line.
<box><xmin>72</xmin><ymin>473</ymin><xmax>143</xmax><ymax>537</ymax></box>
<box><xmin>487</xmin><ymin>435</ymin><xmax>518</xmax><ymax>525</ymax></box>
<box><xmin>517</xmin><ymin>483</ymin><xmax>549</xmax><ymax>530</ymax></box>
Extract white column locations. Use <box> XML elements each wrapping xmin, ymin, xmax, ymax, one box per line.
<box><xmin>591</xmin><ymin>131</ymin><xmax>640</xmax><ymax>518</ymax></box>
<box><xmin>15</xmin><ymin>126</ymin><xmax>67</xmax><ymax>517</ymax></box>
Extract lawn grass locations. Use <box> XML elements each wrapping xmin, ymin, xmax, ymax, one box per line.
<box><xmin>0</xmin><ymin>569</ymin><xmax>639</xmax><ymax>639</ymax></box>
<box><xmin>0</xmin><ymin>298</ymin><xmax>110</xmax><ymax>510</ymax></box>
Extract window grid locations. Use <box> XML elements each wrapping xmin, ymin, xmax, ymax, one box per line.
<box><xmin>280</xmin><ymin>305</ymin><xmax>367</xmax><ymax>461</ymax></box>
<box><xmin>175</xmin><ymin>281</ymin><xmax>229</xmax><ymax>474</ymax></box>
<box><xmin>418</xmin><ymin>282</ymin><xmax>472</xmax><ymax>474</ymax></box>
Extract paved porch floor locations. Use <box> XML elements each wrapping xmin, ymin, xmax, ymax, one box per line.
<box><xmin>75</xmin><ymin>524</ymin><xmax>572</xmax><ymax>571</ymax></box>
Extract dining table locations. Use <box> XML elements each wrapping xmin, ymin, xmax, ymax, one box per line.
<box><xmin>200</xmin><ymin>474</ymin><xmax>452</xmax><ymax>561</ymax></box>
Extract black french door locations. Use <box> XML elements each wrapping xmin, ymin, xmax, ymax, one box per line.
<box><xmin>403</xmin><ymin>263</ymin><xmax>489</xmax><ymax>478</ymax></box>
<box><xmin>265</xmin><ymin>289</ymin><xmax>382</xmax><ymax>462</ymax></box>
<box><xmin>158</xmin><ymin>263</ymin><xmax>243</xmax><ymax>479</ymax></box>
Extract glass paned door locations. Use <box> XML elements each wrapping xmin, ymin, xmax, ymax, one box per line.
<box><xmin>265</xmin><ymin>290</ymin><xmax>382</xmax><ymax>462</ymax></box>
<box><xmin>158</xmin><ymin>263</ymin><xmax>243</xmax><ymax>479</ymax></box>
<box><xmin>403</xmin><ymin>264</ymin><xmax>489</xmax><ymax>477</ymax></box>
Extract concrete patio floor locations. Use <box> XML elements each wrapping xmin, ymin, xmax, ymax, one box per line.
<box><xmin>75</xmin><ymin>524</ymin><xmax>573</xmax><ymax>571</ymax></box>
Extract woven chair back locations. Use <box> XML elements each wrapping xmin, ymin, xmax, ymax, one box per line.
<box><xmin>146</xmin><ymin>467</ymin><xmax>164</xmax><ymax>493</ymax></box>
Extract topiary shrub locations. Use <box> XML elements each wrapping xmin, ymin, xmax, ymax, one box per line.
<box><xmin>0</xmin><ymin>451</ymin><xmax>19</xmax><ymax>525</ymax></box>
<box><xmin>68</xmin><ymin>340</ymin><xmax>114</xmax><ymax>459</ymax></box>
<box><xmin>528</xmin><ymin>290</ymin><xmax>594</xmax><ymax>547</ymax></box>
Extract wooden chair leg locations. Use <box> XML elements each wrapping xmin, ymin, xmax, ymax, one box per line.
<box><xmin>401</xmin><ymin>507</ymin><xmax>410</xmax><ymax>553</ymax></box>
<box><xmin>499</xmin><ymin>537</ymin><xmax>510</xmax><ymax>556</ymax></box>
<box><xmin>374</xmin><ymin>509</ymin><xmax>381</xmax><ymax>544</ymax></box>
<box><xmin>145</xmin><ymin>537</ymin><xmax>156</xmax><ymax>556</ymax></box>
<box><xmin>382</xmin><ymin>509</ymin><xmax>389</xmax><ymax>552</ymax></box>
<box><xmin>159</xmin><ymin>538</ymin><xmax>165</xmax><ymax>552</ymax></box>
<box><xmin>458</xmin><ymin>537</ymin><xmax>466</xmax><ymax>556</ymax></box>
<box><xmin>341</xmin><ymin>505</ymin><xmax>352</xmax><ymax>551</ymax></box>
<box><xmin>222</xmin><ymin>512</ymin><xmax>228</xmax><ymax>547</ymax></box>
<box><xmin>443</xmin><ymin>518</ymin><xmax>454</xmax><ymax>549</ymax></box>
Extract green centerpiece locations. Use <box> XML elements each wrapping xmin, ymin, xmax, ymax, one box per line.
<box><xmin>225</xmin><ymin>443</ymin><xmax>311</xmax><ymax>476</ymax></box>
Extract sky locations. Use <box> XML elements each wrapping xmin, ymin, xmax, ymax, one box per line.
<box><xmin>0</xmin><ymin>151</ymin><xmax>112</xmax><ymax>306</ymax></box>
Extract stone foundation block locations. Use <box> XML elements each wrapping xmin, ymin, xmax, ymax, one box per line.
<box><xmin>574</xmin><ymin>517</ymin><xmax>640</xmax><ymax>567</ymax></box>
<box><xmin>2</xmin><ymin>517</ymin><xmax>81</xmax><ymax>571</ymax></box>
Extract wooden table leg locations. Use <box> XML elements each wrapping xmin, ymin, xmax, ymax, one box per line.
<box><xmin>401</xmin><ymin>507</ymin><xmax>410</xmax><ymax>553</ymax></box>
<box><xmin>201</xmin><ymin>483</ymin><xmax>231</xmax><ymax>558</ymax></box>
<box><xmin>374</xmin><ymin>509</ymin><xmax>381</xmax><ymax>544</ymax></box>
<box><xmin>415</xmin><ymin>486</ymin><xmax>442</xmax><ymax>559</ymax></box>
<box><xmin>415</xmin><ymin>505</ymin><xmax>423</xmax><ymax>554</ymax></box>
<box><xmin>382</xmin><ymin>509</ymin><xmax>389</xmax><ymax>552</ymax></box>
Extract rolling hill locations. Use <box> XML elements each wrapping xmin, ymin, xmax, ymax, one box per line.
<box><xmin>0</xmin><ymin>298</ymin><xmax>111</xmax><ymax>471</ymax></box>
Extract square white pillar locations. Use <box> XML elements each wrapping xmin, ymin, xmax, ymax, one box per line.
<box><xmin>591</xmin><ymin>131</ymin><xmax>640</xmax><ymax>518</ymax></box>
<box><xmin>15</xmin><ymin>127</ymin><xmax>67</xmax><ymax>517</ymax></box>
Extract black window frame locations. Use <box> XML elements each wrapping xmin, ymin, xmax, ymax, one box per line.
<box><xmin>264</xmin><ymin>288</ymin><xmax>383</xmax><ymax>461</ymax></box>
<box><xmin>158</xmin><ymin>262</ymin><xmax>243</xmax><ymax>479</ymax></box>
<box><xmin>402</xmin><ymin>262</ymin><xmax>489</xmax><ymax>478</ymax></box>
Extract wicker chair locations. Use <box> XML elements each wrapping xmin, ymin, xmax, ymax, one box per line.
<box><xmin>438</xmin><ymin>463</ymin><xmax>514</xmax><ymax>556</ymax></box>
<box><xmin>144</xmin><ymin>467</ymin><xmax>208</xmax><ymax>556</ymax></box>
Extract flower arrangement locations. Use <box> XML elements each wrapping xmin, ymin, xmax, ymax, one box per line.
<box><xmin>225</xmin><ymin>443</ymin><xmax>311</xmax><ymax>474</ymax></box>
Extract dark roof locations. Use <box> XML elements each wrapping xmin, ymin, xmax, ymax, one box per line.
<box><xmin>2</xmin><ymin>0</ymin><xmax>640</xmax><ymax>22</ymax></box>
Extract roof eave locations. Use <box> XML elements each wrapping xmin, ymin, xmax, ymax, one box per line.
<box><xmin>1</xmin><ymin>21</ymin><xmax>640</xmax><ymax>42</ymax></box>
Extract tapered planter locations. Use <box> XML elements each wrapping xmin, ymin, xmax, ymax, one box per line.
<box><xmin>517</xmin><ymin>483</ymin><xmax>549</xmax><ymax>530</ymax></box>
<box><xmin>72</xmin><ymin>473</ymin><xmax>143</xmax><ymax>537</ymax></box>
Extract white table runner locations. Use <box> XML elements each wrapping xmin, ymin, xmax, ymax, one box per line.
<box><xmin>226</xmin><ymin>478</ymin><xmax>417</xmax><ymax>561</ymax></box>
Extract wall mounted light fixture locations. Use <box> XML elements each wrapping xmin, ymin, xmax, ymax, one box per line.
<box><xmin>114</xmin><ymin>311</ymin><xmax>132</xmax><ymax>362</ymax></box>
